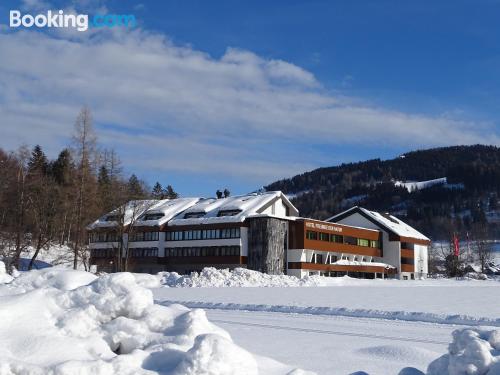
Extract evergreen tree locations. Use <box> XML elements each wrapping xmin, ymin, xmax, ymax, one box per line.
<box><xmin>152</xmin><ymin>182</ymin><xmax>164</xmax><ymax>199</ymax></box>
<box><xmin>27</xmin><ymin>145</ymin><xmax>48</xmax><ymax>176</ymax></box>
<box><xmin>165</xmin><ymin>185</ymin><xmax>178</xmax><ymax>199</ymax></box>
<box><xmin>51</xmin><ymin>149</ymin><xmax>73</xmax><ymax>186</ymax></box>
<box><xmin>98</xmin><ymin>166</ymin><xmax>110</xmax><ymax>187</ymax></box>
<box><xmin>127</xmin><ymin>174</ymin><xmax>145</xmax><ymax>199</ymax></box>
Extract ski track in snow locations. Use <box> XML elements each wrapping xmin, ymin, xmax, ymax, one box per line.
<box><xmin>208</xmin><ymin>318</ymin><xmax>449</xmax><ymax>345</ymax></box>
<box><xmin>157</xmin><ymin>300</ymin><xmax>500</xmax><ymax>327</ymax></box>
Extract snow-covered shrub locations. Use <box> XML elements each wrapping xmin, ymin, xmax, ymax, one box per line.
<box><xmin>427</xmin><ymin>328</ymin><xmax>500</xmax><ymax>375</ymax></box>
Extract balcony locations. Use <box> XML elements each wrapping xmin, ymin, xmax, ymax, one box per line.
<box><xmin>302</xmin><ymin>240</ymin><xmax>382</xmax><ymax>257</ymax></box>
<box><xmin>288</xmin><ymin>262</ymin><xmax>396</xmax><ymax>274</ymax></box>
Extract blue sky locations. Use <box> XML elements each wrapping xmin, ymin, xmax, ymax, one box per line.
<box><xmin>1</xmin><ymin>0</ymin><xmax>499</xmax><ymax>196</ymax></box>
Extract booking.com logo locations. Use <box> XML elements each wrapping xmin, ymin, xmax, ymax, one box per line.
<box><xmin>9</xmin><ymin>10</ymin><xmax>136</xmax><ymax>32</ymax></box>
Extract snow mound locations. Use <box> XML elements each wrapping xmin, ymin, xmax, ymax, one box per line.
<box><xmin>0</xmin><ymin>269</ymin><xmax>304</xmax><ymax>374</ymax></box>
<box><xmin>160</xmin><ymin>267</ymin><xmax>323</xmax><ymax>288</ymax></box>
<box><xmin>0</xmin><ymin>261</ymin><xmax>13</xmax><ymax>284</ymax></box>
<box><xmin>427</xmin><ymin>328</ymin><xmax>500</xmax><ymax>375</ymax></box>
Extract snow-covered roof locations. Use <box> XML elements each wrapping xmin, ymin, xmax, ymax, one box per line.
<box><xmin>87</xmin><ymin>200</ymin><xmax>157</xmax><ymax>230</ymax></box>
<box><xmin>169</xmin><ymin>191</ymin><xmax>298</xmax><ymax>226</ymax></box>
<box><xmin>87</xmin><ymin>191</ymin><xmax>298</xmax><ymax>230</ymax></box>
<box><xmin>87</xmin><ymin>198</ymin><xmax>201</xmax><ymax>230</ymax></box>
<box><xmin>134</xmin><ymin>198</ymin><xmax>202</xmax><ymax>226</ymax></box>
<box><xmin>328</xmin><ymin>206</ymin><xmax>430</xmax><ymax>242</ymax></box>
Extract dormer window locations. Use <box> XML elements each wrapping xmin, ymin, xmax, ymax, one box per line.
<box><xmin>381</xmin><ymin>212</ymin><xmax>399</xmax><ymax>224</ymax></box>
<box><xmin>141</xmin><ymin>213</ymin><xmax>164</xmax><ymax>221</ymax></box>
<box><xmin>217</xmin><ymin>209</ymin><xmax>241</xmax><ymax>217</ymax></box>
<box><xmin>105</xmin><ymin>215</ymin><xmax>121</xmax><ymax>222</ymax></box>
<box><xmin>184</xmin><ymin>212</ymin><xmax>206</xmax><ymax>219</ymax></box>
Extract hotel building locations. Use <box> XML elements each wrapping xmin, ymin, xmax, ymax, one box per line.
<box><xmin>87</xmin><ymin>191</ymin><xmax>430</xmax><ymax>279</ymax></box>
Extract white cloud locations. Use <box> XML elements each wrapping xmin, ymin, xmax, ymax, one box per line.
<box><xmin>0</xmin><ymin>27</ymin><xmax>497</xmax><ymax>188</ymax></box>
<box><xmin>21</xmin><ymin>0</ymin><xmax>52</xmax><ymax>11</ymax></box>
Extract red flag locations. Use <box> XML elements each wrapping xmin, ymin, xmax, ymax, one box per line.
<box><xmin>453</xmin><ymin>234</ymin><xmax>460</xmax><ymax>257</ymax></box>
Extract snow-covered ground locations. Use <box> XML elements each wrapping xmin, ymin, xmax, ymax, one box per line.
<box><xmin>153</xmin><ymin>269</ymin><xmax>500</xmax><ymax>374</ymax></box>
<box><xmin>0</xmin><ymin>265</ymin><xmax>310</xmax><ymax>375</ymax></box>
<box><xmin>154</xmin><ymin>273</ymin><xmax>500</xmax><ymax>324</ymax></box>
<box><xmin>2</xmin><ymin>263</ymin><xmax>500</xmax><ymax>374</ymax></box>
<box><xmin>394</xmin><ymin>177</ymin><xmax>447</xmax><ymax>192</ymax></box>
<box><xmin>12</xmin><ymin>244</ymin><xmax>90</xmax><ymax>271</ymax></box>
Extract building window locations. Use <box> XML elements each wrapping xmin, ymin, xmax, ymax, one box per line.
<box><xmin>164</xmin><ymin>246</ymin><xmax>240</xmax><ymax>257</ymax></box>
<box><xmin>89</xmin><ymin>232</ymin><xmax>119</xmax><ymax>243</ymax></box>
<box><xmin>344</xmin><ymin>236</ymin><xmax>357</xmax><ymax>245</ymax></box>
<box><xmin>217</xmin><ymin>210</ymin><xmax>241</xmax><ymax>217</ymax></box>
<box><xmin>306</xmin><ymin>231</ymin><xmax>318</xmax><ymax>240</ymax></box>
<box><xmin>129</xmin><ymin>232</ymin><xmax>159</xmax><ymax>242</ymax></box>
<box><xmin>140</xmin><ymin>213</ymin><xmax>164</xmax><ymax>221</ymax></box>
<box><xmin>330</xmin><ymin>234</ymin><xmax>343</xmax><ymax>243</ymax></box>
<box><xmin>401</xmin><ymin>242</ymin><xmax>414</xmax><ymax>250</ymax></box>
<box><xmin>130</xmin><ymin>247</ymin><xmax>158</xmax><ymax>257</ymax></box>
<box><xmin>370</xmin><ymin>240</ymin><xmax>380</xmax><ymax>248</ymax></box>
<box><xmin>165</xmin><ymin>228</ymin><xmax>240</xmax><ymax>241</ymax></box>
<box><xmin>184</xmin><ymin>212</ymin><xmax>206</xmax><ymax>219</ymax></box>
<box><xmin>319</xmin><ymin>232</ymin><xmax>329</xmax><ymax>242</ymax></box>
<box><xmin>401</xmin><ymin>257</ymin><xmax>415</xmax><ymax>265</ymax></box>
<box><xmin>91</xmin><ymin>248</ymin><xmax>115</xmax><ymax>258</ymax></box>
<box><xmin>357</xmin><ymin>238</ymin><xmax>370</xmax><ymax>247</ymax></box>
<box><xmin>105</xmin><ymin>214</ymin><xmax>121</xmax><ymax>222</ymax></box>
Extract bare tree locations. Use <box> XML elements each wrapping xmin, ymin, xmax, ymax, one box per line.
<box><xmin>71</xmin><ymin>107</ymin><xmax>97</xmax><ymax>270</ymax></box>
<box><xmin>9</xmin><ymin>146</ymin><xmax>31</xmax><ymax>272</ymax></box>
<box><xmin>470</xmin><ymin>226</ymin><xmax>493</xmax><ymax>274</ymax></box>
<box><xmin>109</xmin><ymin>199</ymin><xmax>156</xmax><ymax>272</ymax></box>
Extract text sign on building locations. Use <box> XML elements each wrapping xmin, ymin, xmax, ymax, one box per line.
<box><xmin>305</xmin><ymin>221</ymin><xmax>343</xmax><ymax>233</ymax></box>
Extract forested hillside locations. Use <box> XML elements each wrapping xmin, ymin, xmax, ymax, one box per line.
<box><xmin>266</xmin><ymin>145</ymin><xmax>500</xmax><ymax>240</ymax></box>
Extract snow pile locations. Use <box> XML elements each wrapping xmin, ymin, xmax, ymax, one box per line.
<box><xmin>426</xmin><ymin>328</ymin><xmax>500</xmax><ymax>375</ymax></box>
<box><xmin>160</xmin><ymin>267</ymin><xmax>324</xmax><ymax>288</ymax></box>
<box><xmin>0</xmin><ymin>269</ymin><xmax>305</xmax><ymax>374</ymax></box>
<box><xmin>0</xmin><ymin>261</ymin><xmax>13</xmax><ymax>284</ymax></box>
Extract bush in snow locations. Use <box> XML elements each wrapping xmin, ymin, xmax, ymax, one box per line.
<box><xmin>426</xmin><ymin>328</ymin><xmax>500</xmax><ymax>375</ymax></box>
<box><xmin>160</xmin><ymin>267</ymin><xmax>323</xmax><ymax>288</ymax></box>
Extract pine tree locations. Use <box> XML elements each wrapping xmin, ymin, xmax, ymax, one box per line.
<box><xmin>152</xmin><ymin>182</ymin><xmax>164</xmax><ymax>199</ymax></box>
<box><xmin>165</xmin><ymin>185</ymin><xmax>178</xmax><ymax>199</ymax></box>
<box><xmin>51</xmin><ymin>149</ymin><xmax>73</xmax><ymax>186</ymax></box>
<box><xmin>28</xmin><ymin>145</ymin><xmax>48</xmax><ymax>176</ymax></box>
<box><xmin>127</xmin><ymin>174</ymin><xmax>144</xmax><ymax>199</ymax></box>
